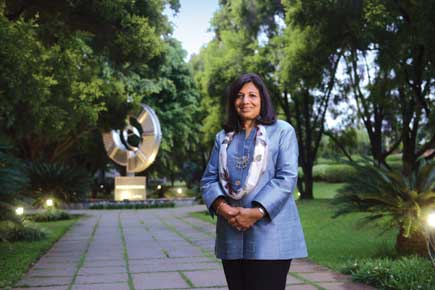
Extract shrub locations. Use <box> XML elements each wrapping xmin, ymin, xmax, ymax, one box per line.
<box><xmin>88</xmin><ymin>202</ymin><xmax>175</xmax><ymax>209</ymax></box>
<box><xmin>0</xmin><ymin>221</ymin><xmax>46</xmax><ymax>242</ymax></box>
<box><xmin>333</xmin><ymin>159</ymin><xmax>435</xmax><ymax>255</ymax></box>
<box><xmin>24</xmin><ymin>162</ymin><xmax>92</xmax><ymax>205</ymax></box>
<box><xmin>299</xmin><ymin>164</ymin><xmax>359</xmax><ymax>183</ymax></box>
<box><xmin>341</xmin><ymin>256</ymin><xmax>435</xmax><ymax>290</ymax></box>
<box><xmin>27</xmin><ymin>209</ymin><xmax>71</xmax><ymax>222</ymax></box>
<box><xmin>0</xmin><ymin>143</ymin><xmax>29</xmax><ymax>222</ymax></box>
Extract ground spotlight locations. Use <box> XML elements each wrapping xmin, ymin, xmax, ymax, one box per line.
<box><xmin>15</xmin><ymin>207</ymin><xmax>24</xmax><ymax>216</ymax></box>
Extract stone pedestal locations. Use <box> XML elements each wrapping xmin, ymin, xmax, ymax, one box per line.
<box><xmin>114</xmin><ymin>176</ymin><xmax>146</xmax><ymax>201</ymax></box>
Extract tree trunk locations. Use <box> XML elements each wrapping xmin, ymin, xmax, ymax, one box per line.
<box><xmin>396</xmin><ymin>228</ymin><xmax>427</xmax><ymax>256</ymax></box>
<box><xmin>301</xmin><ymin>165</ymin><xmax>314</xmax><ymax>199</ymax></box>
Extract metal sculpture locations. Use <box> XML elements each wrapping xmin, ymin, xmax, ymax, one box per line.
<box><xmin>102</xmin><ymin>104</ymin><xmax>161</xmax><ymax>201</ymax></box>
<box><xmin>102</xmin><ymin>104</ymin><xmax>162</xmax><ymax>173</ymax></box>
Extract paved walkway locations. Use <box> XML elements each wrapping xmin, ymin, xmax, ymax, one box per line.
<box><xmin>13</xmin><ymin>206</ymin><xmax>375</xmax><ymax>290</ymax></box>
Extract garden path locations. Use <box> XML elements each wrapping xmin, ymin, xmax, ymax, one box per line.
<box><xmin>13</xmin><ymin>206</ymin><xmax>375</xmax><ymax>290</ymax></box>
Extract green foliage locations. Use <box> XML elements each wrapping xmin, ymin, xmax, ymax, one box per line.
<box><xmin>141</xmin><ymin>39</ymin><xmax>202</xmax><ymax>183</ymax></box>
<box><xmin>27</xmin><ymin>209</ymin><xmax>71</xmax><ymax>222</ymax></box>
<box><xmin>0</xmin><ymin>218</ymin><xmax>77</xmax><ymax>289</ymax></box>
<box><xmin>312</xmin><ymin>182</ymin><xmax>348</xmax><ymax>199</ymax></box>
<box><xmin>0</xmin><ymin>141</ymin><xmax>28</xmax><ymax>222</ymax></box>
<box><xmin>342</xmin><ymin>256</ymin><xmax>435</xmax><ymax>290</ymax></box>
<box><xmin>0</xmin><ymin>0</ymin><xmax>184</xmax><ymax>172</ymax></box>
<box><xmin>0</xmin><ymin>221</ymin><xmax>46</xmax><ymax>242</ymax></box>
<box><xmin>333</xmin><ymin>159</ymin><xmax>435</xmax><ymax>254</ymax></box>
<box><xmin>311</xmin><ymin>164</ymin><xmax>358</xmax><ymax>183</ymax></box>
<box><xmin>88</xmin><ymin>202</ymin><xmax>175</xmax><ymax>210</ymax></box>
<box><xmin>24</xmin><ymin>162</ymin><xmax>92</xmax><ymax>205</ymax></box>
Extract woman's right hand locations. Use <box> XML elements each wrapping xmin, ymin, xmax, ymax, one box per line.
<box><xmin>219</xmin><ymin>203</ymin><xmax>240</xmax><ymax>223</ymax></box>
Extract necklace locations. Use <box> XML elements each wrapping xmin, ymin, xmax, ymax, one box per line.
<box><xmin>218</xmin><ymin>125</ymin><xmax>268</xmax><ymax>200</ymax></box>
<box><xmin>235</xmin><ymin>130</ymin><xmax>254</xmax><ymax>169</ymax></box>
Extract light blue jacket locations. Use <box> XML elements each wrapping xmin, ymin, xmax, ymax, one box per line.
<box><xmin>201</xmin><ymin>120</ymin><xmax>308</xmax><ymax>260</ymax></box>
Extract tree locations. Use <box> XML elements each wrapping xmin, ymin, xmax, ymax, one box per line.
<box><xmin>302</xmin><ymin>0</ymin><xmax>435</xmax><ymax>174</ymax></box>
<box><xmin>278</xmin><ymin>0</ymin><xmax>343</xmax><ymax>198</ymax></box>
<box><xmin>139</xmin><ymin>39</ymin><xmax>201</xmax><ymax>186</ymax></box>
<box><xmin>0</xmin><ymin>0</ymin><xmax>180</xmax><ymax>167</ymax></box>
<box><xmin>191</xmin><ymin>0</ymin><xmax>346</xmax><ymax>199</ymax></box>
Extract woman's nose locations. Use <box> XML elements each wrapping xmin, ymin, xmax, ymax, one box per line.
<box><xmin>240</xmin><ymin>95</ymin><xmax>249</xmax><ymax>103</ymax></box>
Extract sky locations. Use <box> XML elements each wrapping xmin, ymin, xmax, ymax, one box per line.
<box><xmin>165</xmin><ymin>0</ymin><xmax>219</xmax><ymax>59</ymax></box>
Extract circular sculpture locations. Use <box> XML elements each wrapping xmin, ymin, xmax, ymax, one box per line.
<box><xmin>102</xmin><ymin>104</ymin><xmax>162</xmax><ymax>173</ymax></box>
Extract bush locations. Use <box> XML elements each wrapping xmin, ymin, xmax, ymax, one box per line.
<box><xmin>341</xmin><ymin>256</ymin><xmax>435</xmax><ymax>290</ymax></box>
<box><xmin>0</xmin><ymin>221</ymin><xmax>46</xmax><ymax>242</ymax></box>
<box><xmin>24</xmin><ymin>162</ymin><xmax>92</xmax><ymax>205</ymax></box>
<box><xmin>27</xmin><ymin>209</ymin><xmax>71</xmax><ymax>222</ymax></box>
<box><xmin>0</xmin><ymin>142</ymin><xmax>29</xmax><ymax>222</ymax></box>
<box><xmin>307</xmin><ymin>164</ymin><xmax>358</xmax><ymax>183</ymax></box>
<box><xmin>88</xmin><ymin>202</ymin><xmax>175</xmax><ymax>209</ymax></box>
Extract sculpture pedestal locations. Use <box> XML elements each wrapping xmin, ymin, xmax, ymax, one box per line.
<box><xmin>114</xmin><ymin>176</ymin><xmax>146</xmax><ymax>201</ymax></box>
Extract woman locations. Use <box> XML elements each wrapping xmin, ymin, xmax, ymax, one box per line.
<box><xmin>201</xmin><ymin>73</ymin><xmax>307</xmax><ymax>290</ymax></box>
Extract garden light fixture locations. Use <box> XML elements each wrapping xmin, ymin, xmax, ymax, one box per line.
<box><xmin>177</xmin><ymin>188</ymin><xmax>183</xmax><ymax>194</ymax></box>
<box><xmin>295</xmin><ymin>191</ymin><xmax>301</xmax><ymax>200</ymax></box>
<box><xmin>427</xmin><ymin>212</ymin><xmax>435</xmax><ymax>228</ymax></box>
<box><xmin>15</xmin><ymin>207</ymin><xmax>24</xmax><ymax>216</ymax></box>
<box><xmin>425</xmin><ymin>211</ymin><xmax>435</xmax><ymax>269</ymax></box>
<box><xmin>46</xmin><ymin>199</ymin><xmax>54</xmax><ymax>207</ymax></box>
<box><xmin>157</xmin><ymin>185</ymin><xmax>162</xmax><ymax>190</ymax></box>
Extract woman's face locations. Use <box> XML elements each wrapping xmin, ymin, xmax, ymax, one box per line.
<box><xmin>234</xmin><ymin>82</ymin><xmax>261</xmax><ymax>122</ymax></box>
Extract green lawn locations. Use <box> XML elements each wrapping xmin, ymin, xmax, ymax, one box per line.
<box><xmin>297</xmin><ymin>200</ymin><xmax>396</xmax><ymax>270</ymax></box>
<box><xmin>313</xmin><ymin>182</ymin><xmax>347</xmax><ymax>199</ymax></box>
<box><xmin>0</xmin><ymin>218</ymin><xmax>79</xmax><ymax>289</ymax></box>
<box><xmin>190</xmin><ymin>184</ymin><xmax>397</xmax><ymax>272</ymax></box>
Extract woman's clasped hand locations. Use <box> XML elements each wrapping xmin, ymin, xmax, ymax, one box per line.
<box><xmin>217</xmin><ymin>202</ymin><xmax>263</xmax><ymax>231</ymax></box>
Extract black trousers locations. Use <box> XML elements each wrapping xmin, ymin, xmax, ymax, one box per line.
<box><xmin>222</xmin><ymin>259</ymin><xmax>292</xmax><ymax>290</ymax></box>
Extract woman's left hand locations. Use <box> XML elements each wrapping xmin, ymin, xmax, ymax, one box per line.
<box><xmin>233</xmin><ymin>207</ymin><xmax>263</xmax><ymax>231</ymax></box>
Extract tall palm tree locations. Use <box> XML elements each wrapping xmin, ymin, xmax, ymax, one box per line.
<box><xmin>333</xmin><ymin>159</ymin><xmax>435</xmax><ymax>256</ymax></box>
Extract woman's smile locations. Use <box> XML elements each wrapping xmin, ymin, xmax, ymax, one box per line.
<box><xmin>235</xmin><ymin>82</ymin><xmax>261</xmax><ymax>121</ymax></box>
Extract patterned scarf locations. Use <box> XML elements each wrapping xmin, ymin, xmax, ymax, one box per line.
<box><xmin>218</xmin><ymin>125</ymin><xmax>268</xmax><ymax>200</ymax></box>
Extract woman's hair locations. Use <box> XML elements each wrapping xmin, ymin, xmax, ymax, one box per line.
<box><xmin>223</xmin><ymin>73</ymin><xmax>277</xmax><ymax>132</ymax></box>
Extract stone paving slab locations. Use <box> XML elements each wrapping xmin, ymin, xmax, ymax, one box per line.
<box><xmin>12</xmin><ymin>206</ymin><xmax>376</xmax><ymax>290</ymax></box>
<box><xmin>130</xmin><ymin>261</ymin><xmax>220</xmax><ymax>273</ymax></box>
<box><xmin>183</xmin><ymin>269</ymin><xmax>228</xmax><ymax>287</ymax></box>
<box><xmin>317</xmin><ymin>281</ymin><xmax>376</xmax><ymax>290</ymax></box>
<box><xmin>27</xmin><ymin>267</ymin><xmax>76</xmax><ymax>277</ymax></box>
<box><xmin>15</xmin><ymin>276</ymin><xmax>71</xmax><ymax>287</ymax></box>
<box><xmin>74</xmin><ymin>273</ymin><xmax>128</xmax><ymax>284</ymax></box>
<box><xmin>286</xmin><ymin>274</ymin><xmax>307</xmax><ymax>285</ymax></box>
<box><xmin>13</xmin><ymin>287</ymin><xmax>68</xmax><ymax>290</ymax></box>
<box><xmin>286</xmin><ymin>285</ymin><xmax>319</xmax><ymax>290</ymax></box>
<box><xmin>71</xmin><ymin>282</ymin><xmax>130</xmax><ymax>290</ymax></box>
<box><xmin>132</xmin><ymin>272</ymin><xmax>189</xmax><ymax>289</ymax></box>
<box><xmin>297</xmin><ymin>271</ymin><xmax>352</xmax><ymax>283</ymax></box>
<box><xmin>78</xmin><ymin>266</ymin><xmax>127</xmax><ymax>275</ymax></box>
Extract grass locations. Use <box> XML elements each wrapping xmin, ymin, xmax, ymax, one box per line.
<box><xmin>0</xmin><ymin>218</ymin><xmax>79</xmax><ymax>289</ymax></box>
<box><xmin>297</xmin><ymin>200</ymin><xmax>396</xmax><ymax>271</ymax></box>
<box><xmin>313</xmin><ymin>182</ymin><xmax>347</xmax><ymax>199</ymax></box>
<box><xmin>118</xmin><ymin>214</ymin><xmax>135</xmax><ymax>290</ymax></box>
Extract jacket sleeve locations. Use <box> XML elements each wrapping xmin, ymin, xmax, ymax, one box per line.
<box><xmin>200</xmin><ymin>133</ymin><xmax>225</xmax><ymax>217</ymax></box>
<box><xmin>252</xmin><ymin>125</ymin><xmax>299</xmax><ymax>220</ymax></box>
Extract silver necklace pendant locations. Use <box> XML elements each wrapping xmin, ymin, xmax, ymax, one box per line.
<box><xmin>235</xmin><ymin>155</ymin><xmax>249</xmax><ymax>169</ymax></box>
